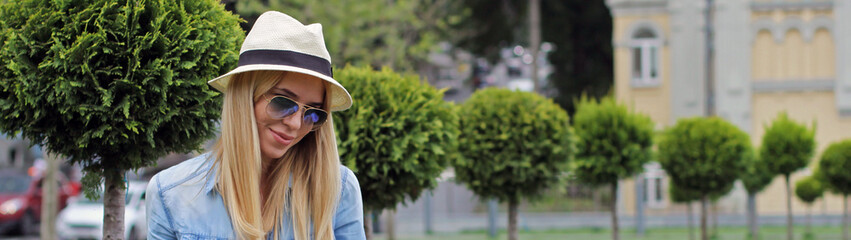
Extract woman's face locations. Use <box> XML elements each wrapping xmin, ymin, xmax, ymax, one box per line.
<box><xmin>254</xmin><ymin>72</ymin><xmax>326</xmax><ymax>162</ymax></box>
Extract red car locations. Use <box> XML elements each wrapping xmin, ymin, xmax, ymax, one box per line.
<box><xmin>0</xmin><ymin>170</ymin><xmax>74</xmax><ymax>236</ymax></box>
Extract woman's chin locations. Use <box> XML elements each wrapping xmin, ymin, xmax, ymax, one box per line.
<box><xmin>266</xmin><ymin>148</ymin><xmax>291</xmax><ymax>160</ymax></box>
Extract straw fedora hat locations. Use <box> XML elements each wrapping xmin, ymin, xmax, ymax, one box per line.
<box><xmin>208</xmin><ymin>11</ymin><xmax>352</xmax><ymax>111</ymax></box>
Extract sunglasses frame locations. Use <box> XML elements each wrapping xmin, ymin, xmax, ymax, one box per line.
<box><xmin>263</xmin><ymin>94</ymin><xmax>328</xmax><ymax>131</ymax></box>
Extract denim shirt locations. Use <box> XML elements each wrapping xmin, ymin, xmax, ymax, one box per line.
<box><xmin>146</xmin><ymin>153</ymin><xmax>366</xmax><ymax>240</ymax></box>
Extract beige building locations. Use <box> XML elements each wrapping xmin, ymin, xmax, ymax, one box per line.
<box><xmin>606</xmin><ymin>0</ymin><xmax>851</xmax><ymax>217</ymax></box>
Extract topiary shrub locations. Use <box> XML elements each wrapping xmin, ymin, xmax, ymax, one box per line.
<box><xmin>795</xmin><ymin>176</ymin><xmax>824</xmax><ymax>205</ymax></box>
<box><xmin>795</xmin><ymin>176</ymin><xmax>824</xmax><ymax>240</ymax></box>
<box><xmin>657</xmin><ymin>117</ymin><xmax>751</xmax><ymax>240</ymax></box>
<box><xmin>0</xmin><ymin>0</ymin><xmax>243</xmax><ymax>238</ymax></box>
<box><xmin>818</xmin><ymin>140</ymin><xmax>851</xmax><ymax>240</ymax></box>
<box><xmin>740</xmin><ymin>151</ymin><xmax>775</xmax><ymax>240</ymax></box>
<box><xmin>572</xmin><ymin>96</ymin><xmax>654</xmax><ymax>240</ymax></box>
<box><xmin>760</xmin><ymin>112</ymin><xmax>816</xmax><ymax>240</ymax></box>
<box><xmin>453</xmin><ymin>88</ymin><xmax>575</xmax><ymax>240</ymax></box>
<box><xmin>332</xmin><ymin>66</ymin><xmax>458</xmax><ymax>236</ymax></box>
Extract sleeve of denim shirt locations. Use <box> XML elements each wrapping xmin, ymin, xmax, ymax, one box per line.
<box><xmin>146</xmin><ymin>175</ymin><xmax>177</xmax><ymax>240</ymax></box>
<box><xmin>334</xmin><ymin>166</ymin><xmax>366</xmax><ymax>240</ymax></box>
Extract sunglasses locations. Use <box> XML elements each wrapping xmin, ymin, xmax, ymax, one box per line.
<box><xmin>264</xmin><ymin>94</ymin><xmax>328</xmax><ymax>131</ymax></box>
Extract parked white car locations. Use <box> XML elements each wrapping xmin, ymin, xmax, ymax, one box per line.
<box><xmin>506</xmin><ymin>78</ymin><xmax>535</xmax><ymax>92</ymax></box>
<box><xmin>56</xmin><ymin>181</ymin><xmax>147</xmax><ymax>240</ymax></box>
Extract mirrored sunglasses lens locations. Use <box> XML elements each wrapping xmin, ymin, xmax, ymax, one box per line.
<box><xmin>268</xmin><ymin>97</ymin><xmax>299</xmax><ymax>119</ymax></box>
<box><xmin>304</xmin><ymin>109</ymin><xmax>328</xmax><ymax>129</ymax></box>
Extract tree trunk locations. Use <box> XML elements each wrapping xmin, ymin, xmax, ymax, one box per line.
<box><xmin>365</xmin><ymin>210</ymin><xmax>372</xmax><ymax>240</ymax></box>
<box><xmin>712</xmin><ymin>200</ymin><xmax>718</xmax><ymax>238</ymax></box>
<box><xmin>40</xmin><ymin>151</ymin><xmax>59</xmax><ymax>240</ymax></box>
<box><xmin>748</xmin><ymin>192</ymin><xmax>758</xmax><ymax>240</ymax></box>
<box><xmin>806</xmin><ymin>206</ymin><xmax>811</xmax><ymax>237</ymax></box>
<box><xmin>786</xmin><ymin>174</ymin><xmax>793</xmax><ymax>240</ymax></box>
<box><xmin>424</xmin><ymin>192</ymin><xmax>432</xmax><ymax>234</ymax></box>
<box><xmin>688</xmin><ymin>202</ymin><xmax>695</xmax><ymax>240</ymax></box>
<box><xmin>529</xmin><ymin>0</ymin><xmax>541</xmax><ymax>93</ymax></box>
<box><xmin>843</xmin><ymin>194</ymin><xmax>848</xmax><ymax>240</ymax></box>
<box><xmin>509</xmin><ymin>198</ymin><xmax>518</xmax><ymax>240</ymax></box>
<box><xmin>701</xmin><ymin>195</ymin><xmax>708</xmax><ymax>240</ymax></box>
<box><xmin>611</xmin><ymin>182</ymin><xmax>620</xmax><ymax>240</ymax></box>
<box><xmin>635</xmin><ymin>175</ymin><xmax>645</xmax><ymax>237</ymax></box>
<box><xmin>593</xmin><ymin>189</ymin><xmax>601</xmax><ymax>211</ymax></box>
<box><xmin>103</xmin><ymin>170</ymin><xmax>125</xmax><ymax>240</ymax></box>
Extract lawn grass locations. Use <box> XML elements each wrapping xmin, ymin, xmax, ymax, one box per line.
<box><xmin>388</xmin><ymin>225</ymin><xmax>845</xmax><ymax>240</ymax></box>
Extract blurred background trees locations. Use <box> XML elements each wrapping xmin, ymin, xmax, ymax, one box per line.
<box><xmin>233</xmin><ymin>0</ymin><xmax>613</xmax><ymax>113</ymax></box>
<box><xmin>453</xmin><ymin>0</ymin><xmax>613</xmax><ymax>112</ymax></box>
<box><xmin>741</xmin><ymin>152</ymin><xmax>775</xmax><ymax>240</ymax></box>
<box><xmin>234</xmin><ymin>0</ymin><xmax>467</xmax><ymax>73</ymax></box>
<box><xmin>795</xmin><ymin>175</ymin><xmax>825</xmax><ymax>240</ymax></box>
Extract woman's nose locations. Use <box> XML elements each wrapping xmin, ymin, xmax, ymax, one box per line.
<box><xmin>282</xmin><ymin>108</ymin><xmax>303</xmax><ymax>130</ymax></box>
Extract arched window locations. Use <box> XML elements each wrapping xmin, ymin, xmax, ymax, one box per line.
<box><xmin>630</xmin><ymin>27</ymin><xmax>661</xmax><ymax>86</ymax></box>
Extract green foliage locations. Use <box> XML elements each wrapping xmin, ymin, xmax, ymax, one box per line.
<box><xmin>452</xmin><ymin>0</ymin><xmax>526</xmax><ymax>61</ymax></box>
<box><xmin>741</xmin><ymin>150</ymin><xmax>775</xmax><ymax>194</ymax></box>
<box><xmin>0</xmin><ymin>0</ymin><xmax>243</xmax><ymax>198</ymax></box>
<box><xmin>712</xmin><ymin>182</ymin><xmax>736</xmax><ymax>202</ymax></box>
<box><xmin>572</xmin><ymin>96</ymin><xmax>654</xmax><ymax>186</ymax></box>
<box><xmin>760</xmin><ymin>112</ymin><xmax>816</xmax><ymax>177</ymax></box>
<box><xmin>671</xmin><ymin>178</ymin><xmax>731</xmax><ymax>205</ymax></box>
<box><xmin>818</xmin><ymin>140</ymin><xmax>851</xmax><ymax>195</ymax></box>
<box><xmin>542</xmin><ymin>0</ymin><xmax>613</xmax><ymax>114</ymax></box>
<box><xmin>657</xmin><ymin>117</ymin><xmax>751</xmax><ymax>197</ymax></box>
<box><xmin>669</xmin><ymin>180</ymin><xmax>701</xmax><ymax>203</ymax></box>
<box><xmin>454</xmin><ymin>88</ymin><xmax>575</xmax><ymax>203</ymax></box>
<box><xmin>794</xmin><ymin>176</ymin><xmax>824</xmax><ymax>204</ymax></box>
<box><xmin>333</xmin><ymin>66</ymin><xmax>458</xmax><ymax>211</ymax></box>
<box><xmin>812</xmin><ymin>167</ymin><xmax>841</xmax><ymax>195</ymax></box>
<box><xmin>454</xmin><ymin>0</ymin><xmax>613</xmax><ymax>114</ymax></box>
<box><xmin>236</xmin><ymin>0</ymin><xmax>467</xmax><ymax>72</ymax></box>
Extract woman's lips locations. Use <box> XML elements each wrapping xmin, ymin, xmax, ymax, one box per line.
<box><xmin>270</xmin><ymin>129</ymin><xmax>294</xmax><ymax>146</ymax></box>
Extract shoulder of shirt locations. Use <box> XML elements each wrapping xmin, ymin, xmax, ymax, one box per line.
<box><xmin>338</xmin><ymin>165</ymin><xmax>358</xmax><ymax>193</ymax></box>
<box><xmin>149</xmin><ymin>152</ymin><xmax>215</xmax><ymax>194</ymax></box>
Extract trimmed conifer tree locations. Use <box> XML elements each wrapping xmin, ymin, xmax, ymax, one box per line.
<box><xmin>657</xmin><ymin>117</ymin><xmax>751</xmax><ymax>240</ymax></box>
<box><xmin>760</xmin><ymin>112</ymin><xmax>816</xmax><ymax>240</ymax></box>
<box><xmin>454</xmin><ymin>88</ymin><xmax>575</xmax><ymax>240</ymax></box>
<box><xmin>818</xmin><ymin>140</ymin><xmax>851</xmax><ymax>240</ymax></box>
<box><xmin>0</xmin><ymin>0</ymin><xmax>243</xmax><ymax>238</ymax></box>
<box><xmin>795</xmin><ymin>176</ymin><xmax>825</xmax><ymax>239</ymax></box>
<box><xmin>572</xmin><ymin>96</ymin><xmax>654</xmax><ymax>240</ymax></box>
<box><xmin>741</xmin><ymin>152</ymin><xmax>776</xmax><ymax>240</ymax></box>
<box><xmin>333</xmin><ymin>66</ymin><xmax>458</xmax><ymax>239</ymax></box>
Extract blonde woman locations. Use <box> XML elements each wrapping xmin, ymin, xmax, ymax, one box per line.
<box><xmin>146</xmin><ymin>11</ymin><xmax>365</xmax><ymax>240</ymax></box>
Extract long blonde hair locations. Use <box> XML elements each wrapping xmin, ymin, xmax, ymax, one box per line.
<box><xmin>213</xmin><ymin>70</ymin><xmax>342</xmax><ymax>240</ymax></box>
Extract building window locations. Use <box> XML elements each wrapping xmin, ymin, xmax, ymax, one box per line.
<box><xmin>630</xmin><ymin>28</ymin><xmax>661</xmax><ymax>87</ymax></box>
<box><xmin>643</xmin><ymin>162</ymin><xmax>666</xmax><ymax>208</ymax></box>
